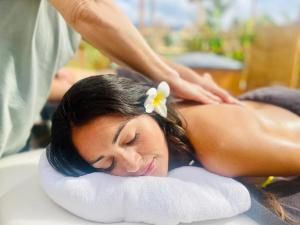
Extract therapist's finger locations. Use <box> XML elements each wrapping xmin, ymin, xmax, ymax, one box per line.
<box><xmin>174</xmin><ymin>83</ymin><xmax>219</xmax><ymax>104</ymax></box>
<box><xmin>169</xmin><ymin>76</ymin><xmax>222</xmax><ymax>104</ymax></box>
<box><xmin>200</xmin><ymin>88</ymin><xmax>222</xmax><ymax>103</ymax></box>
<box><xmin>187</xmin><ymin>85</ymin><xmax>223</xmax><ymax>104</ymax></box>
<box><xmin>205</xmin><ymin>85</ymin><xmax>233</xmax><ymax>102</ymax></box>
<box><xmin>194</xmin><ymin>91</ymin><xmax>220</xmax><ymax>104</ymax></box>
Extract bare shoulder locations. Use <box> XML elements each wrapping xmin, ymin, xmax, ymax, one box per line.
<box><xmin>175</xmin><ymin>102</ymin><xmax>264</xmax><ymax>158</ymax></box>
<box><xmin>176</xmin><ymin>102</ymin><xmax>262</xmax><ymax>135</ymax></box>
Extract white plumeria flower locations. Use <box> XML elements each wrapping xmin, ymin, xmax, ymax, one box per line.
<box><xmin>144</xmin><ymin>81</ymin><xmax>170</xmax><ymax>118</ymax></box>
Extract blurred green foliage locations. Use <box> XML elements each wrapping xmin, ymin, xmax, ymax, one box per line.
<box><xmin>184</xmin><ymin>0</ymin><xmax>253</xmax><ymax>61</ymax></box>
<box><xmin>184</xmin><ymin>0</ymin><xmax>281</xmax><ymax>61</ymax></box>
<box><xmin>67</xmin><ymin>41</ymin><xmax>111</xmax><ymax>70</ymax></box>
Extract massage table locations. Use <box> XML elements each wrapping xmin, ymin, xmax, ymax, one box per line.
<box><xmin>0</xmin><ymin>150</ymin><xmax>260</xmax><ymax>225</ymax></box>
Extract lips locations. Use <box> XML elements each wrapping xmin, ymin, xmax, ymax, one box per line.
<box><xmin>139</xmin><ymin>158</ymin><xmax>156</xmax><ymax>176</ymax></box>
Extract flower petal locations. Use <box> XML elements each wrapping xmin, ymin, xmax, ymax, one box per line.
<box><xmin>144</xmin><ymin>95</ymin><xmax>154</xmax><ymax>108</ymax></box>
<box><xmin>154</xmin><ymin>102</ymin><xmax>167</xmax><ymax>118</ymax></box>
<box><xmin>146</xmin><ymin>87</ymin><xmax>157</xmax><ymax>97</ymax></box>
<box><xmin>157</xmin><ymin>81</ymin><xmax>170</xmax><ymax>98</ymax></box>
<box><xmin>145</xmin><ymin>103</ymin><xmax>155</xmax><ymax>113</ymax></box>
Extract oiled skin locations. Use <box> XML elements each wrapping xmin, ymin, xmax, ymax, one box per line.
<box><xmin>176</xmin><ymin>101</ymin><xmax>300</xmax><ymax>177</ymax></box>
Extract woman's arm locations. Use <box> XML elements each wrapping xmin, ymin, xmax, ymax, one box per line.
<box><xmin>180</xmin><ymin>104</ymin><xmax>300</xmax><ymax>177</ymax></box>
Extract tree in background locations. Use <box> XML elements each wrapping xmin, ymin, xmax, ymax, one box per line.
<box><xmin>186</xmin><ymin>0</ymin><xmax>283</xmax><ymax>61</ymax></box>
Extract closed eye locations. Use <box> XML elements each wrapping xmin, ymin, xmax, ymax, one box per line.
<box><xmin>101</xmin><ymin>158</ymin><xmax>116</xmax><ymax>173</ymax></box>
<box><xmin>126</xmin><ymin>133</ymin><xmax>140</xmax><ymax>146</ymax></box>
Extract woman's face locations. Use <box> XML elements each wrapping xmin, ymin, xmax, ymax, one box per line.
<box><xmin>72</xmin><ymin>114</ymin><xmax>169</xmax><ymax>177</ymax></box>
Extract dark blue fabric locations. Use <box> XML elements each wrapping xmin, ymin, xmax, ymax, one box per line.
<box><xmin>246</xmin><ymin>197</ymin><xmax>291</xmax><ymax>225</ymax></box>
<box><xmin>238</xmin><ymin>86</ymin><xmax>300</xmax><ymax>117</ymax></box>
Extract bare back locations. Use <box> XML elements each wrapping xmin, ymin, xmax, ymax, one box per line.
<box><xmin>176</xmin><ymin>101</ymin><xmax>300</xmax><ymax>177</ymax></box>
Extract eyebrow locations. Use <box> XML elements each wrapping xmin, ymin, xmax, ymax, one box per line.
<box><xmin>112</xmin><ymin>121</ymin><xmax>128</xmax><ymax>144</ymax></box>
<box><xmin>89</xmin><ymin>121</ymin><xmax>129</xmax><ymax>165</ymax></box>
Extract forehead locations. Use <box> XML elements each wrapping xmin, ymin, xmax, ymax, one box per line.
<box><xmin>71</xmin><ymin>115</ymin><xmax>128</xmax><ymax>155</ymax></box>
<box><xmin>74</xmin><ymin>115</ymin><xmax>127</xmax><ymax>134</ymax></box>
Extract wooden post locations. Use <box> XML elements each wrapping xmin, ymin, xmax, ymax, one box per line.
<box><xmin>139</xmin><ymin>0</ymin><xmax>145</xmax><ymax>29</ymax></box>
<box><xmin>251</xmin><ymin>0</ymin><xmax>257</xmax><ymax>27</ymax></box>
<box><xmin>150</xmin><ymin>0</ymin><xmax>156</xmax><ymax>27</ymax></box>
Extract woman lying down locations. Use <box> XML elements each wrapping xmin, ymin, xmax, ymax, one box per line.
<box><xmin>47</xmin><ymin>74</ymin><xmax>300</xmax><ymax>223</ymax></box>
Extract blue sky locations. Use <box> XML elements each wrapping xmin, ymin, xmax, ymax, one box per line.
<box><xmin>116</xmin><ymin>0</ymin><xmax>300</xmax><ymax>29</ymax></box>
<box><xmin>116</xmin><ymin>0</ymin><xmax>197</xmax><ymax>28</ymax></box>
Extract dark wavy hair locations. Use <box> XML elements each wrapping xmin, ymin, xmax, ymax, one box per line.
<box><xmin>47</xmin><ymin>74</ymin><xmax>200</xmax><ymax>177</ymax></box>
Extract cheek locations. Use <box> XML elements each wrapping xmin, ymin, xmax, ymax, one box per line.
<box><xmin>139</xmin><ymin>131</ymin><xmax>166</xmax><ymax>152</ymax></box>
<box><xmin>135</xmin><ymin>116</ymin><xmax>169</xmax><ymax>173</ymax></box>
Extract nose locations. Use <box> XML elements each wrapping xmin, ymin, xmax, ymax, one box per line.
<box><xmin>116</xmin><ymin>148</ymin><xmax>142</xmax><ymax>173</ymax></box>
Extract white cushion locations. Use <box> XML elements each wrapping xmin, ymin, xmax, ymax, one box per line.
<box><xmin>39</xmin><ymin>151</ymin><xmax>251</xmax><ymax>225</ymax></box>
<box><xmin>0</xmin><ymin>150</ymin><xmax>260</xmax><ymax>225</ymax></box>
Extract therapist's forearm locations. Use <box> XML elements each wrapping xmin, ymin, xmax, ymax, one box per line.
<box><xmin>49</xmin><ymin>0</ymin><xmax>178</xmax><ymax>81</ymax></box>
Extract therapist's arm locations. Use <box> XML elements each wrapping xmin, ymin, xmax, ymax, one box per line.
<box><xmin>50</xmin><ymin>0</ymin><xmax>173</xmax><ymax>80</ymax></box>
<box><xmin>49</xmin><ymin>0</ymin><xmax>231</xmax><ymax>104</ymax></box>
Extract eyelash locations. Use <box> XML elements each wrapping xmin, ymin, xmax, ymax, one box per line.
<box><xmin>102</xmin><ymin>133</ymin><xmax>140</xmax><ymax>173</ymax></box>
<box><xmin>102</xmin><ymin>158</ymin><xmax>116</xmax><ymax>173</ymax></box>
<box><xmin>126</xmin><ymin>132</ymin><xmax>140</xmax><ymax>146</ymax></box>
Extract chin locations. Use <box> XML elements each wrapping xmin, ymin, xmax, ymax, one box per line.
<box><xmin>154</xmin><ymin>160</ymin><xmax>168</xmax><ymax>177</ymax></box>
<box><xmin>151</xmin><ymin>172</ymin><xmax>167</xmax><ymax>177</ymax></box>
<box><xmin>151</xmin><ymin>167</ymin><xmax>168</xmax><ymax>177</ymax></box>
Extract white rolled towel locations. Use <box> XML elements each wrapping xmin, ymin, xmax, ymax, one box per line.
<box><xmin>39</xmin><ymin>151</ymin><xmax>251</xmax><ymax>225</ymax></box>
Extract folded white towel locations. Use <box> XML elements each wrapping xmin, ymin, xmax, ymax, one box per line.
<box><xmin>38</xmin><ymin>151</ymin><xmax>251</xmax><ymax>225</ymax></box>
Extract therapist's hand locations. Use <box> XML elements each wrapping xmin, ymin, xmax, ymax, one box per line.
<box><xmin>50</xmin><ymin>0</ymin><xmax>238</xmax><ymax>104</ymax></box>
<box><xmin>165</xmin><ymin>61</ymin><xmax>239</xmax><ymax>104</ymax></box>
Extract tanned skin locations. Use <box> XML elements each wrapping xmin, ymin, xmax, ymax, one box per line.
<box><xmin>177</xmin><ymin>101</ymin><xmax>300</xmax><ymax>177</ymax></box>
